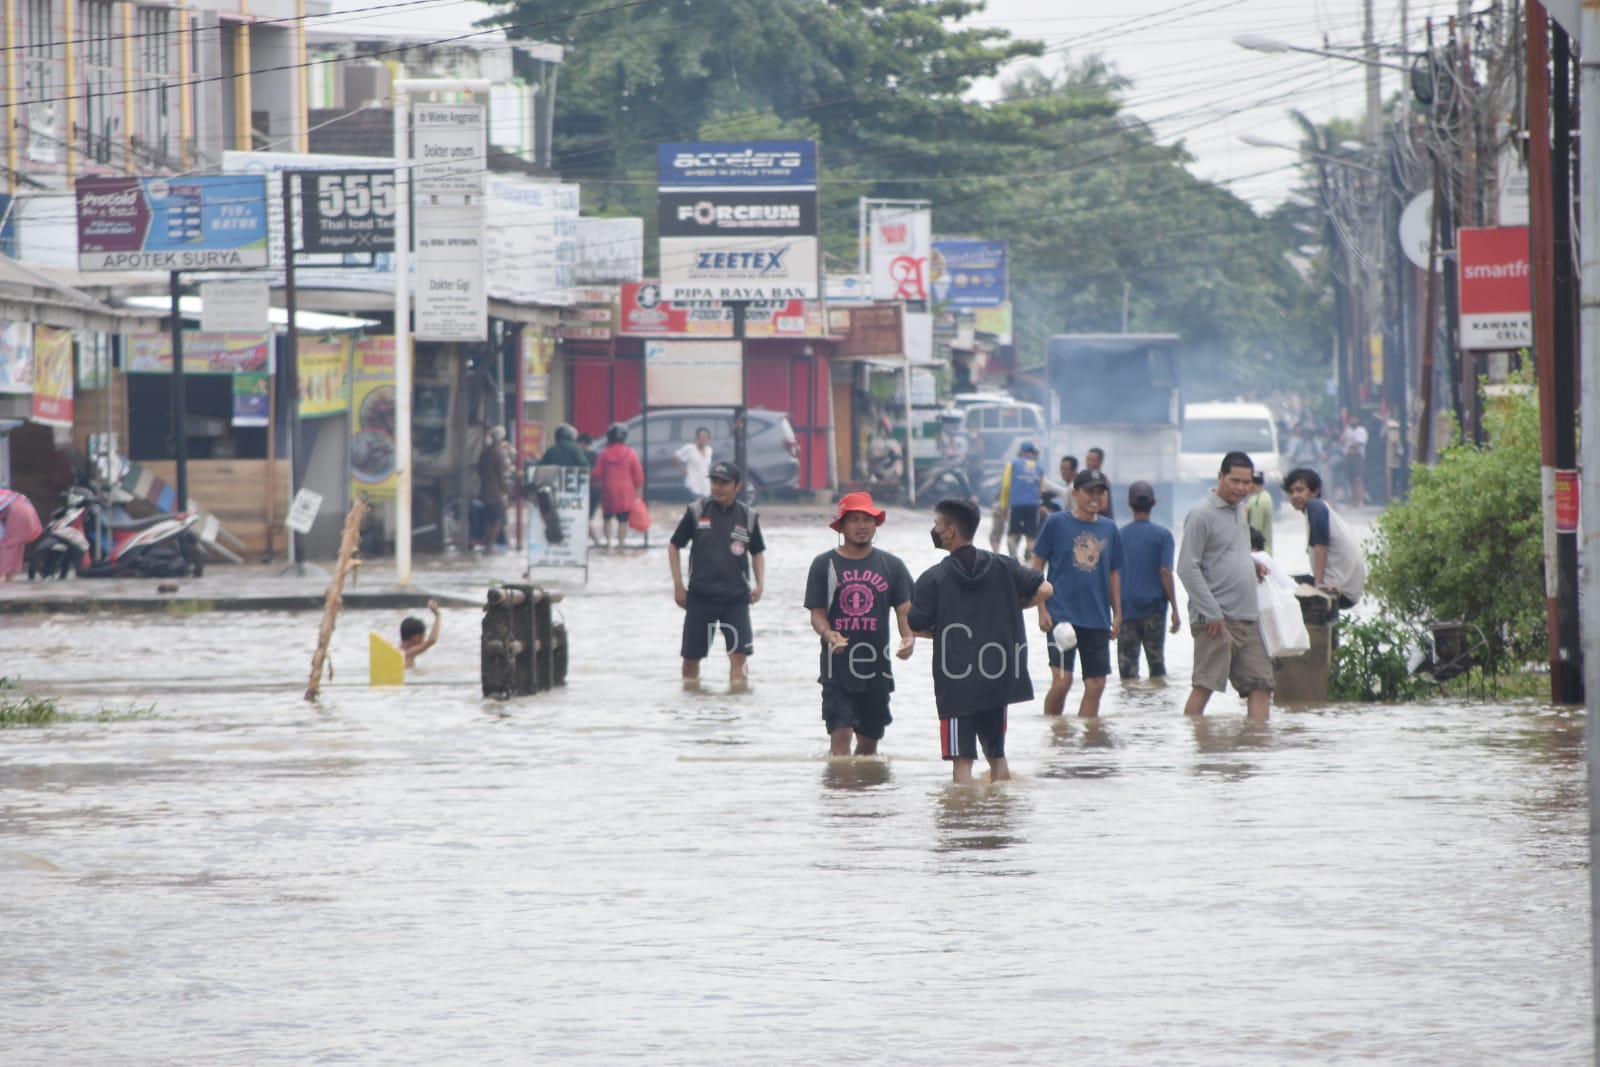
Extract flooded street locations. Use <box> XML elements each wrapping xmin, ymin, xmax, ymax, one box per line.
<box><xmin>1</xmin><ymin>507</ymin><xmax>1590</xmax><ymax>1065</ymax></box>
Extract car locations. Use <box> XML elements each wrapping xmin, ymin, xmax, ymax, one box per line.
<box><xmin>957</xmin><ymin>397</ymin><xmax>1048</xmax><ymax>506</ymax></box>
<box><xmin>1178</xmin><ymin>401</ymin><xmax>1283</xmax><ymax>505</ymax></box>
<box><xmin>622</xmin><ymin>407</ymin><xmax>800</xmax><ymax>501</ymax></box>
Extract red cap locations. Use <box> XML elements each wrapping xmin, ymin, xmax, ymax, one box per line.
<box><xmin>830</xmin><ymin>491</ymin><xmax>887</xmax><ymax>531</ymax></box>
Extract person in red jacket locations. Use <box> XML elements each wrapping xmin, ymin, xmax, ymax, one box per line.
<box><xmin>591</xmin><ymin>422</ymin><xmax>644</xmax><ymax>549</ymax></box>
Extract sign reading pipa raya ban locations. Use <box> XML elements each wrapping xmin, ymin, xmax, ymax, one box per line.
<box><xmin>75</xmin><ymin>175</ymin><xmax>268</xmax><ymax>271</ymax></box>
<box><xmin>657</xmin><ymin>140</ymin><xmax>819</xmax><ymax>302</ymax></box>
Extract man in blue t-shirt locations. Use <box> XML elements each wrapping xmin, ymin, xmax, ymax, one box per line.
<box><xmin>1030</xmin><ymin>468</ymin><xmax>1123</xmax><ymax>717</ymax></box>
<box><xmin>1116</xmin><ymin>481</ymin><xmax>1181</xmax><ymax>681</ymax></box>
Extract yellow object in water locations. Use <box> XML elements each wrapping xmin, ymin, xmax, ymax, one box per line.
<box><xmin>370</xmin><ymin>631</ymin><xmax>405</xmax><ymax>686</ymax></box>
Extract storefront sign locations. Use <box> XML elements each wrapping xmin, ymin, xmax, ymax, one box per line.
<box><xmin>574</xmin><ymin>217</ymin><xmax>643</xmax><ymax>284</ymax></box>
<box><xmin>619</xmin><ymin>280</ymin><xmax>824</xmax><ymax>338</ymax></box>
<box><xmin>526</xmin><ymin>465</ymin><xmax>590</xmax><ymax>573</ymax></box>
<box><xmin>645</xmin><ymin>340</ymin><xmax>743</xmax><ymax>407</ymax></box>
<box><xmin>232</xmin><ymin>371</ymin><xmax>270</xmax><ymax>427</ymax></box>
<box><xmin>128</xmin><ymin>332</ymin><xmax>273</xmax><ymax>374</ymax></box>
<box><xmin>0</xmin><ymin>322</ymin><xmax>33</xmax><ymax>394</ymax></box>
<box><xmin>657</xmin><ymin>237</ymin><xmax>818</xmax><ymax>302</ymax></box>
<box><xmin>296</xmin><ymin>337</ymin><xmax>351</xmax><ymax>418</ymax></box>
<box><xmin>870</xmin><ymin>206</ymin><xmax>931</xmax><ymax>302</ymax></box>
<box><xmin>931</xmin><ymin>239</ymin><xmax>1007</xmax><ymax>307</ymax></box>
<box><xmin>1458</xmin><ymin>226</ymin><xmax>1532</xmax><ymax>350</ymax></box>
<box><xmin>75</xmin><ymin>174</ymin><xmax>269</xmax><ymax>271</ymax></box>
<box><xmin>297</xmin><ymin>169</ymin><xmax>397</xmax><ymax>253</ymax></box>
<box><xmin>656</xmin><ymin>141</ymin><xmax>816</xmax><ymax>188</ymax></box>
<box><xmin>658</xmin><ymin>191</ymin><xmax>818</xmax><ymax>237</ymax></box>
<box><xmin>414</xmin><ymin>203</ymin><xmax>487</xmax><ymax>342</ymax></box>
<box><xmin>412</xmin><ymin>103</ymin><xmax>486</xmax><ymax>197</ymax></box>
<box><xmin>350</xmin><ymin>337</ymin><xmax>398</xmax><ymax>500</ymax></box>
<box><xmin>30</xmin><ymin>325</ymin><xmax>73</xmax><ymax>426</ymax></box>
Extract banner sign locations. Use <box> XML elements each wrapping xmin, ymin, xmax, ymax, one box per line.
<box><xmin>1458</xmin><ymin>226</ymin><xmax>1531</xmax><ymax>350</ymax></box>
<box><xmin>1556</xmin><ymin>468</ymin><xmax>1580</xmax><ymax>534</ymax></box>
<box><xmin>128</xmin><ymin>332</ymin><xmax>273</xmax><ymax>374</ymax></box>
<box><xmin>657</xmin><ymin>141</ymin><xmax>816</xmax><ymax>188</ymax></box>
<box><xmin>620</xmin><ymin>280</ymin><xmax>824</xmax><ymax>338</ymax></box>
<box><xmin>527</xmin><ymin>465</ymin><xmax>590</xmax><ymax>573</ymax></box>
<box><xmin>415</xmin><ymin>202</ymin><xmax>487</xmax><ymax>342</ymax></box>
<box><xmin>297</xmin><ymin>169</ymin><xmax>397</xmax><ymax>253</ymax></box>
<box><xmin>522</xmin><ymin>327</ymin><xmax>552</xmax><ymax>402</ymax></box>
<box><xmin>645</xmin><ymin>340</ymin><xmax>743</xmax><ymax>406</ymax></box>
<box><xmin>296</xmin><ymin>337</ymin><xmax>350</xmax><ymax>418</ymax></box>
<box><xmin>350</xmin><ymin>337</ymin><xmax>398</xmax><ymax>500</ymax></box>
<box><xmin>76</xmin><ymin>174</ymin><xmax>269</xmax><ymax>271</ymax></box>
<box><xmin>658</xmin><ymin>140</ymin><xmax>818</xmax><ymax>302</ymax></box>
<box><xmin>931</xmin><ymin>239</ymin><xmax>1007</xmax><ymax>307</ymax></box>
<box><xmin>412</xmin><ymin>103</ymin><xmax>486</xmax><ymax>197</ymax></box>
<box><xmin>0</xmin><ymin>321</ymin><xmax>33</xmax><ymax>394</ymax></box>
<box><xmin>201</xmin><ymin>280</ymin><xmax>270</xmax><ymax>332</ymax></box>
<box><xmin>870</xmin><ymin>206</ymin><xmax>931</xmax><ymax>302</ymax></box>
<box><xmin>658</xmin><ymin>191</ymin><xmax>817</xmax><ymax>237</ymax></box>
<box><xmin>30</xmin><ymin>325</ymin><xmax>73</xmax><ymax>426</ymax></box>
<box><xmin>232</xmin><ymin>371</ymin><xmax>270</xmax><ymax>427</ymax></box>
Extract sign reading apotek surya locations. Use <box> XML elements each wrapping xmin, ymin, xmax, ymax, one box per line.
<box><xmin>1458</xmin><ymin>226</ymin><xmax>1531</xmax><ymax>350</ymax></box>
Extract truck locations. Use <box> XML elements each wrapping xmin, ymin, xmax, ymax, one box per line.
<box><xmin>1044</xmin><ymin>334</ymin><xmax>1183</xmax><ymax>525</ymax></box>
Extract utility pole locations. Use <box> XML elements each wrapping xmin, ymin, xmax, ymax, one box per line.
<box><xmin>1362</xmin><ymin>0</ymin><xmax>1382</xmax><ymax>415</ymax></box>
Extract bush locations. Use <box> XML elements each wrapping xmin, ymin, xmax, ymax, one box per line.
<box><xmin>1328</xmin><ymin>615</ymin><xmax>1431</xmax><ymax>702</ymax></box>
<box><xmin>1365</xmin><ymin>377</ymin><xmax>1546</xmax><ymax>675</ymax></box>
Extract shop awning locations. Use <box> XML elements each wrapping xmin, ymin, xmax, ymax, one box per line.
<box><xmin>0</xmin><ymin>255</ymin><xmax>158</xmax><ymax>333</ymax></box>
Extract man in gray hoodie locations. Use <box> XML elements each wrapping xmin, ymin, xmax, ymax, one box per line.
<box><xmin>1177</xmin><ymin>451</ymin><xmax>1273</xmax><ymax>721</ymax></box>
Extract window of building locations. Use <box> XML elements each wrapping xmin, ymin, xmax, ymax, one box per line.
<box><xmin>23</xmin><ymin>0</ymin><xmax>60</xmax><ymax>165</ymax></box>
<box><xmin>82</xmin><ymin>0</ymin><xmax>117</xmax><ymax>165</ymax></box>
<box><xmin>135</xmin><ymin>6</ymin><xmax>174</xmax><ymax>167</ymax></box>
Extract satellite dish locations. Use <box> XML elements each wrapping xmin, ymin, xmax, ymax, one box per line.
<box><xmin>1398</xmin><ymin>190</ymin><xmax>1433</xmax><ymax>270</ymax></box>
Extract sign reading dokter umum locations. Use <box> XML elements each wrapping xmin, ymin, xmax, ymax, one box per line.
<box><xmin>656</xmin><ymin>140</ymin><xmax>819</xmax><ymax>302</ymax></box>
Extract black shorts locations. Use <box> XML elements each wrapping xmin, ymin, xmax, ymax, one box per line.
<box><xmin>605</xmin><ymin>511</ymin><xmax>631</xmax><ymax>522</ymax></box>
<box><xmin>1007</xmin><ymin>504</ymin><xmax>1041</xmax><ymax>539</ymax></box>
<box><xmin>1047</xmin><ymin>626</ymin><xmax>1112</xmax><ymax>678</ymax></box>
<box><xmin>821</xmin><ymin>686</ymin><xmax>893</xmax><ymax>739</ymax></box>
<box><xmin>939</xmin><ymin>708</ymin><xmax>1007</xmax><ymax>761</ymax></box>
<box><xmin>680</xmin><ymin>594</ymin><xmax>754</xmax><ymax>659</ymax></box>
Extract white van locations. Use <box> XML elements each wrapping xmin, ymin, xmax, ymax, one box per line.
<box><xmin>1179</xmin><ymin>402</ymin><xmax>1283</xmax><ymax>503</ymax></box>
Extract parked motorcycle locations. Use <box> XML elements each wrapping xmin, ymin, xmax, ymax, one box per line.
<box><xmin>30</xmin><ymin>480</ymin><xmax>204</xmax><ymax>579</ymax></box>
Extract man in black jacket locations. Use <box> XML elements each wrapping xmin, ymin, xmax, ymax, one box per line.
<box><xmin>908</xmin><ymin>498</ymin><xmax>1053</xmax><ymax>784</ymax></box>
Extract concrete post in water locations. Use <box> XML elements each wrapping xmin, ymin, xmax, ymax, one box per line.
<box><xmin>1577</xmin><ymin>1</ymin><xmax>1600</xmax><ymax>1057</ymax></box>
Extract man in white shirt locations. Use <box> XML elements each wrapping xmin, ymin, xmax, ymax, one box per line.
<box><xmin>675</xmin><ymin>426</ymin><xmax>714</xmax><ymax>498</ymax></box>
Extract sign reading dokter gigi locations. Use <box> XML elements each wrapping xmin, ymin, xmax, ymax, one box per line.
<box><xmin>76</xmin><ymin>175</ymin><xmax>268</xmax><ymax>271</ymax></box>
<box><xmin>657</xmin><ymin>140</ymin><xmax>818</xmax><ymax>302</ymax></box>
<box><xmin>1458</xmin><ymin>225</ymin><xmax>1532</xmax><ymax>350</ymax></box>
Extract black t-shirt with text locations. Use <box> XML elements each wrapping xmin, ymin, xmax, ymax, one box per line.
<box><xmin>803</xmin><ymin>548</ymin><xmax>914</xmax><ymax>692</ymax></box>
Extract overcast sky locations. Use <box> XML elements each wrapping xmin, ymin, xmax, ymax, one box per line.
<box><xmin>328</xmin><ymin>0</ymin><xmax>1470</xmax><ymax>212</ymax></box>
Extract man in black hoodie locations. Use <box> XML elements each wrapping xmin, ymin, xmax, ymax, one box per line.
<box><xmin>909</xmin><ymin>498</ymin><xmax>1053</xmax><ymax>784</ymax></box>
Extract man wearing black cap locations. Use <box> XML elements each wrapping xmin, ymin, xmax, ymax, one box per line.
<box><xmin>1117</xmin><ymin>481</ymin><xmax>1180</xmax><ymax>682</ymax></box>
<box><xmin>668</xmin><ymin>461</ymin><xmax>766</xmax><ymax>688</ymax></box>
<box><xmin>1029</xmin><ymin>467</ymin><xmax>1123</xmax><ymax>718</ymax></box>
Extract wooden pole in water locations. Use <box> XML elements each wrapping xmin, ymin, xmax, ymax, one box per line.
<box><xmin>304</xmin><ymin>499</ymin><xmax>369</xmax><ymax>701</ymax></box>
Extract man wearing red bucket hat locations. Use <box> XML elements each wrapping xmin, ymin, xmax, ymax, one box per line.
<box><xmin>803</xmin><ymin>492</ymin><xmax>915</xmax><ymax>757</ymax></box>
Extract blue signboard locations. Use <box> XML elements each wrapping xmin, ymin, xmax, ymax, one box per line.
<box><xmin>931</xmin><ymin>239</ymin><xmax>1007</xmax><ymax>307</ymax></box>
<box><xmin>75</xmin><ymin>174</ymin><xmax>269</xmax><ymax>271</ymax></box>
<box><xmin>657</xmin><ymin>141</ymin><xmax>817</xmax><ymax>189</ymax></box>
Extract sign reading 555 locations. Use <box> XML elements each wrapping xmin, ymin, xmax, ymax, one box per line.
<box><xmin>297</xmin><ymin>169</ymin><xmax>397</xmax><ymax>253</ymax></box>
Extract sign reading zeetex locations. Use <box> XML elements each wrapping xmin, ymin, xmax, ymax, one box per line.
<box><xmin>657</xmin><ymin>140</ymin><xmax>819</xmax><ymax>303</ymax></box>
<box><xmin>76</xmin><ymin>175</ymin><xmax>269</xmax><ymax>271</ymax></box>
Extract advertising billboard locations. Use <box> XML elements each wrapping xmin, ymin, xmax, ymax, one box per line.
<box><xmin>75</xmin><ymin>175</ymin><xmax>269</xmax><ymax>271</ymax></box>
<box><xmin>30</xmin><ymin>325</ymin><xmax>73</xmax><ymax>427</ymax></box>
<box><xmin>127</xmin><ymin>332</ymin><xmax>274</xmax><ymax>374</ymax></box>
<box><xmin>658</xmin><ymin>140</ymin><xmax>818</xmax><ymax>302</ymax></box>
<box><xmin>1457</xmin><ymin>226</ymin><xmax>1532</xmax><ymax>350</ymax></box>
<box><xmin>619</xmin><ymin>281</ymin><xmax>824</xmax><ymax>338</ymax></box>
<box><xmin>931</xmin><ymin>239</ymin><xmax>1007</xmax><ymax>307</ymax></box>
<box><xmin>869</xmin><ymin>206</ymin><xmax>931</xmax><ymax>302</ymax></box>
<box><xmin>645</xmin><ymin>340</ymin><xmax>744</xmax><ymax>406</ymax></box>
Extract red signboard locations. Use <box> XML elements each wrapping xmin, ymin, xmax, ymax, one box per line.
<box><xmin>1555</xmin><ymin>468</ymin><xmax>1580</xmax><ymax>534</ymax></box>
<box><xmin>619</xmin><ymin>280</ymin><xmax>824</xmax><ymax>338</ymax></box>
<box><xmin>1458</xmin><ymin>226</ymin><xmax>1531</xmax><ymax>350</ymax></box>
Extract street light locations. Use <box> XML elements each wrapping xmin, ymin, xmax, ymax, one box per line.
<box><xmin>1239</xmin><ymin>134</ymin><xmax>1383</xmax><ymax>174</ymax></box>
<box><xmin>391</xmin><ymin>77</ymin><xmax>490</xmax><ymax>587</ymax></box>
<box><xmin>1232</xmin><ymin>34</ymin><xmax>1411</xmax><ymax>73</ymax></box>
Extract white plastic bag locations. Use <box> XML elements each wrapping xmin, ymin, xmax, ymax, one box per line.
<box><xmin>1253</xmin><ymin>551</ymin><xmax>1310</xmax><ymax>659</ymax></box>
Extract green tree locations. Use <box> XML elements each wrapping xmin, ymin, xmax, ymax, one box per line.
<box><xmin>1365</xmin><ymin>379</ymin><xmax>1545</xmax><ymax>672</ymax></box>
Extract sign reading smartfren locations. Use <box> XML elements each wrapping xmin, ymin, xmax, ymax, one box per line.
<box><xmin>76</xmin><ymin>175</ymin><xmax>269</xmax><ymax>271</ymax></box>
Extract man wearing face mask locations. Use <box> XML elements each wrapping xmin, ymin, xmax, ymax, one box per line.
<box><xmin>908</xmin><ymin>498</ymin><xmax>1053</xmax><ymax>785</ymax></box>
